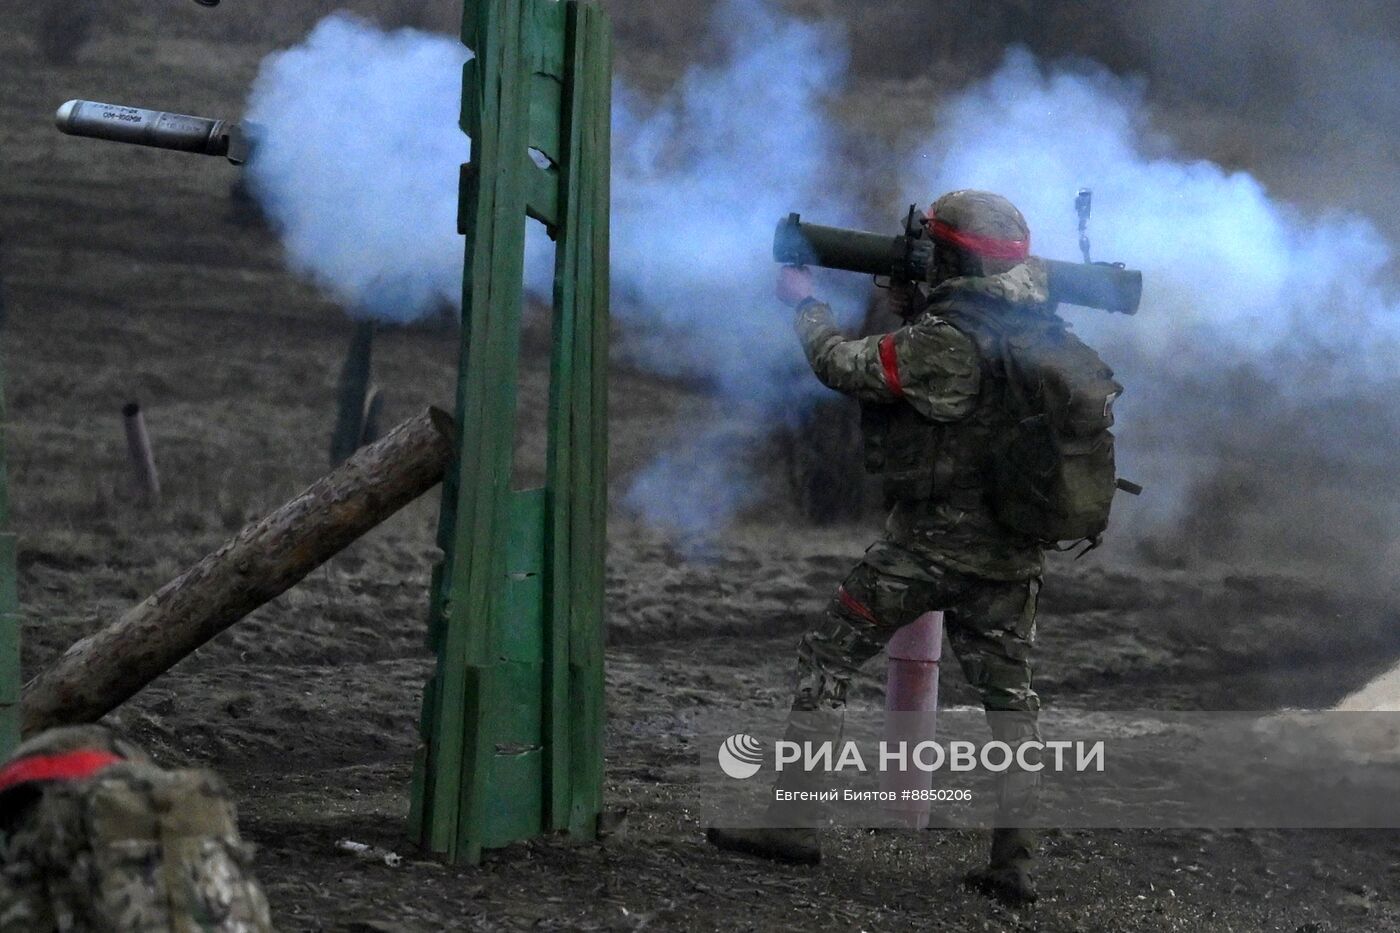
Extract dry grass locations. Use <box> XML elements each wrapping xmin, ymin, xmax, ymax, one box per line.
<box><xmin>3</xmin><ymin>7</ymin><xmax>1400</xmax><ymax>929</ymax></box>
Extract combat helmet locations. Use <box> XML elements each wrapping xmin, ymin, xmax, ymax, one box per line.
<box><xmin>0</xmin><ymin>724</ymin><xmax>149</xmax><ymax>827</ymax></box>
<box><xmin>2</xmin><ymin>723</ymin><xmax>149</xmax><ymax>767</ymax></box>
<box><xmin>925</xmin><ymin>189</ymin><xmax>1031</xmax><ymax>281</ymax></box>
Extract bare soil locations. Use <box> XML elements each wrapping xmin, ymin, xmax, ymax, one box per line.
<box><xmin>4</xmin><ymin>4</ymin><xmax>1400</xmax><ymax>931</ymax></box>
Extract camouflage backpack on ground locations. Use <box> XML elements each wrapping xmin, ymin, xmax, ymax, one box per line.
<box><xmin>961</xmin><ymin>305</ymin><xmax>1124</xmax><ymax>545</ymax></box>
<box><xmin>0</xmin><ymin>725</ymin><xmax>273</xmax><ymax>933</ymax></box>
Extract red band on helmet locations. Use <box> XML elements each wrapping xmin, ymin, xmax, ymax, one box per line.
<box><xmin>877</xmin><ymin>334</ymin><xmax>904</xmax><ymax>398</ymax></box>
<box><xmin>0</xmin><ymin>750</ymin><xmax>124</xmax><ymax>797</ymax></box>
<box><xmin>927</xmin><ymin>217</ymin><xmax>1030</xmax><ymax>262</ymax></box>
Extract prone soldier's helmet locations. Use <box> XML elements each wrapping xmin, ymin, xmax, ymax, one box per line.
<box><xmin>924</xmin><ymin>189</ymin><xmax>1031</xmax><ymax>282</ymax></box>
<box><xmin>3</xmin><ymin>724</ymin><xmax>150</xmax><ymax>767</ymax></box>
<box><xmin>0</xmin><ymin>724</ymin><xmax>150</xmax><ymax>828</ymax></box>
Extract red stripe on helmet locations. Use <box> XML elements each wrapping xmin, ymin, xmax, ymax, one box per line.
<box><xmin>877</xmin><ymin>334</ymin><xmax>904</xmax><ymax>398</ymax></box>
<box><xmin>0</xmin><ymin>750</ymin><xmax>124</xmax><ymax>797</ymax></box>
<box><xmin>927</xmin><ymin>217</ymin><xmax>1030</xmax><ymax>262</ymax></box>
<box><xmin>836</xmin><ymin>586</ymin><xmax>880</xmax><ymax>627</ymax></box>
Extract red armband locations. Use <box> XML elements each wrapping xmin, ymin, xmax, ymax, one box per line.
<box><xmin>877</xmin><ymin>334</ymin><xmax>904</xmax><ymax>398</ymax></box>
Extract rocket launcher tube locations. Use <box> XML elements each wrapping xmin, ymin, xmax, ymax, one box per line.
<box><xmin>1043</xmin><ymin>259</ymin><xmax>1142</xmax><ymax>316</ymax></box>
<box><xmin>774</xmin><ymin>215</ymin><xmax>930</xmax><ymax>283</ymax></box>
<box><xmin>774</xmin><ymin>213</ymin><xmax>1142</xmax><ymax>315</ymax></box>
<box><xmin>54</xmin><ymin>100</ymin><xmax>253</xmax><ymax>164</ymax></box>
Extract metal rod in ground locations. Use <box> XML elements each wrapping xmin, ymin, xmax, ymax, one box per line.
<box><xmin>360</xmin><ymin>385</ymin><xmax>386</xmax><ymax>448</ymax></box>
<box><xmin>121</xmin><ymin>401</ymin><xmax>161</xmax><ymax>508</ymax></box>
<box><xmin>329</xmin><ymin>319</ymin><xmax>376</xmax><ymax>466</ymax></box>
<box><xmin>19</xmin><ymin>407</ymin><xmax>456</xmax><ymax>736</ymax></box>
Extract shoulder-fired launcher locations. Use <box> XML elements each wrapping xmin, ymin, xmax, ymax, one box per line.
<box><xmin>774</xmin><ymin>212</ymin><xmax>1142</xmax><ymax>315</ymax></box>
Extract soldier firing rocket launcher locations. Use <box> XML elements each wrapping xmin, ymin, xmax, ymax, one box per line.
<box><xmin>54</xmin><ymin>100</ymin><xmax>255</xmax><ymax>165</ymax></box>
<box><xmin>773</xmin><ymin>201</ymin><xmax>1142</xmax><ymax>315</ymax></box>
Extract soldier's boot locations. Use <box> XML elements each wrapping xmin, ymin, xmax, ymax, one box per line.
<box><xmin>965</xmin><ymin>711</ymin><xmax>1041</xmax><ymax>905</ymax></box>
<box><xmin>964</xmin><ymin>826</ymin><xmax>1038</xmax><ymax>906</ymax></box>
<box><xmin>707</xmin><ymin>709</ymin><xmax>840</xmax><ymax>865</ymax></box>
<box><xmin>706</xmin><ymin>778</ymin><xmax>828</xmax><ymax>864</ymax></box>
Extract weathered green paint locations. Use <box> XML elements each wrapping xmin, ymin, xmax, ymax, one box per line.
<box><xmin>557</xmin><ymin>0</ymin><xmax>609</xmax><ymax>834</ymax></box>
<box><xmin>413</xmin><ymin>0</ymin><xmax>610</xmax><ymax>863</ymax></box>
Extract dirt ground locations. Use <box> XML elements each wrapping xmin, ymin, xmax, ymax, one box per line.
<box><xmin>4</xmin><ymin>3</ymin><xmax>1400</xmax><ymax>931</ymax></box>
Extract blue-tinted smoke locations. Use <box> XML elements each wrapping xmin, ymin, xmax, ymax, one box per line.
<box><xmin>907</xmin><ymin>49</ymin><xmax>1400</xmax><ymax>568</ymax></box>
<box><xmin>244</xmin><ymin>15</ymin><xmax>470</xmax><ymax>323</ymax></box>
<box><xmin>907</xmin><ymin>50</ymin><xmax>1398</xmax><ymax>370</ymax></box>
<box><xmin>245</xmin><ymin>10</ymin><xmax>1400</xmax><ymax>553</ymax></box>
<box><xmin>243</xmin><ymin>2</ymin><xmax>862</xmax><ymax>538</ymax></box>
<box><xmin>608</xmin><ymin>0</ymin><xmax>862</xmax><ymax>535</ymax></box>
<box><xmin>606</xmin><ymin>0</ymin><xmax>859</xmax><ymax>398</ymax></box>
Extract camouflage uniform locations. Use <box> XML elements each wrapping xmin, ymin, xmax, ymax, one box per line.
<box><xmin>787</xmin><ymin>195</ymin><xmax>1056</xmax><ymax>899</ymax></box>
<box><xmin>0</xmin><ymin>725</ymin><xmax>273</xmax><ymax>932</ymax></box>
<box><xmin>790</xmin><ymin>260</ymin><xmax>1051</xmax><ymax>724</ymax></box>
<box><xmin>710</xmin><ymin>191</ymin><xmax>1072</xmax><ymax>902</ymax></box>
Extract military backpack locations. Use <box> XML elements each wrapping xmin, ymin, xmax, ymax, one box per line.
<box><xmin>963</xmin><ymin>307</ymin><xmax>1124</xmax><ymax>545</ymax></box>
<box><xmin>0</xmin><ymin>728</ymin><xmax>273</xmax><ymax>933</ymax></box>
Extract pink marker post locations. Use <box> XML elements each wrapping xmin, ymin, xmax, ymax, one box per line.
<box><xmin>880</xmin><ymin>611</ymin><xmax>944</xmax><ymax>828</ymax></box>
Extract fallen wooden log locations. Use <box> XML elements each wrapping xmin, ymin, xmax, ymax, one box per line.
<box><xmin>21</xmin><ymin>406</ymin><xmax>456</xmax><ymax>736</ymax></box>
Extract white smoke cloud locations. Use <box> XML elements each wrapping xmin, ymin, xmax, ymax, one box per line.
<box><xmin>608</xmin><ymin>0</ymin><xmax>860</xmax><ymax>400</ymax></box>
<box><xmin>906</xmin><ymin>49</ymin><xmax>1399</xmax><ymax>371</ymax></box>
<box><xmin>244</xmin><ymin>14</ymin><xmax>470</xmax><ymax>322</ymax></box>
<box><xmin>907</xmin><ymin>50</ymin><xmax>1400</xmax><ymax>574</ymax></box>
<box><xmin>608</xmin><ymin>0</ymin><xmax>863</xmax><ymax>534</ymax></box>
<box><xmin>240</xmin><ymin>8</ymin><xmax>1400</xmax><ymax>561</ymax></box>
<box><xmin>241</xmin><ymin>1</ymin><xmax>860</xmax><ymax>537</ymax></box>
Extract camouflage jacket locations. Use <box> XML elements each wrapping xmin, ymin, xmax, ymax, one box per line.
<box><xmin>0</xmin><ymin>760</ymin><xmax>273</xmax><ymax>932</ymax></box>
<box><xmin>794</xmin><ymin>263</ymin><xmax>1051</xmax><ymax>581</ymax></box>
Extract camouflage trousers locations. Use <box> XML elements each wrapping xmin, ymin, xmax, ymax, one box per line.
<box><xmin>0</xmin><ymin>764</ymin><xmax>273</xmax><ymax>933</ymax></box>
<box><xmin>794</xmin><ymin>541</ymin><xmax>1040</xmax><ymax>715</ymax></box>
<box><xmin>788</xmin><ymin>540</ymin><xmax>1042</xmax><ymax>821</ymax></box>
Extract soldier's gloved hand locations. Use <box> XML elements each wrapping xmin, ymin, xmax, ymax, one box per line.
<box><xmin>776</xmin><ymin>264</ymin><xmax>815</xmax><ymax>307</ymax></box>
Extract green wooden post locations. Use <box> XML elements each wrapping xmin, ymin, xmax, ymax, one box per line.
<box><xmin>411</xmin><ymin>0</ymin><xmax>610</xmax><ymax>864</ymax></box>
<box><xmin>0</xmin><ymin>365</ymin><xmax>19</xmax><ymax>757</ymax></box>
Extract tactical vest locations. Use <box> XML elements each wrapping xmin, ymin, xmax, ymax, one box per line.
<box><xmin>860</xmin><ymin>358</ymin><xmax>1007</xmax><ymax>513</ymax></box>
<box><xmin>0</xmin><ymin>739</ymin><xmax>274</xmax><ymax>932</ymax></box>
<box><xmin>861</xmin><ymin>294</ymin><xmax>1123</xmax><ymax>544</ymax></box>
